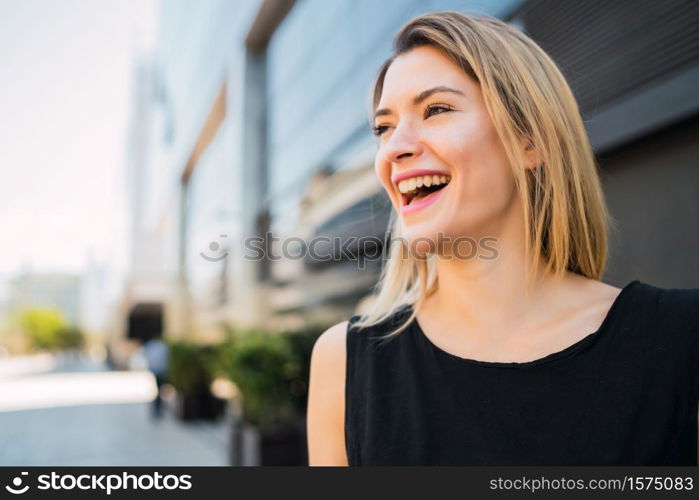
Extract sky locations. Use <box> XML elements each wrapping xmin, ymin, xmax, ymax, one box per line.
<box><xmin>0</xmin><ymin>0</ymin><xmax>156</xmax><ymax>281</ymax></box>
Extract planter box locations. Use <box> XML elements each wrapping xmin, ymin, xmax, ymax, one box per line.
<box><xmin>259</xmin><ymin>419</ymin><xmax>307</xmax><ymax>466</ymax></box>
<box><xmin>176</xmin><ymin>389</ymin><xmax>225</xmax><ymax>421</ymax></box>
<box><xmin>229</xmin><ymin>417</ymin><xmax>307</xmax><ymax>466</ymax></box>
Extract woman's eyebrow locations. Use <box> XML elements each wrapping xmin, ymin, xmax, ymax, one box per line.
<box><xmin>413</xmin><ymin>85</ymin><xmax>464</xmax><ymax>104</ymax></box>
<box><xmin>374</xmin><ymin>86</ymin><xmax>465</xmax><ymax>119</ymax></box>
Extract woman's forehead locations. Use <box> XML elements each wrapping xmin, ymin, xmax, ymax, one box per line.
<box><xmin>379</xmin><ymin>46</ymin><xmax>473</xmax><ymax>106</ymax></box>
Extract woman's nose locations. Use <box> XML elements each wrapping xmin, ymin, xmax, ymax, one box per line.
<box><xmin>383</xmin><ymin>124</ymin><xmax>424</xmax><ymax>163</ymax></box>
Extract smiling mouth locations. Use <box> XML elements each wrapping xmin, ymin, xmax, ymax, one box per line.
<box><xmin>399</xmin><ymin>175</ymin><xmax>451</xmax><ymax>206</ymax></box>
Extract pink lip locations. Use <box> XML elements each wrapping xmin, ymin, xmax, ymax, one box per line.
<box><xmin>391</xmin><ymin>168</ymin><xmax>450</xmax><ymax>185</ymax></box>
<box><xmin>400</xmin><ymin>183</ymin><xmax>449</xmax><ymax>216</ymax></box>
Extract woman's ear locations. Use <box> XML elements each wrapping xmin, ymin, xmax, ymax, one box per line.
<box><xmin>522</xmin><ymin>139</ymin><xmax>541</xmax><ymax>171</ymax></box>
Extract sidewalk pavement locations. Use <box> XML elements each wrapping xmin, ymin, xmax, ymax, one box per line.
<box><xmin>0</xmin><ymin>352</ymin><xmax>230</xmax><ymax>466</ymax></box>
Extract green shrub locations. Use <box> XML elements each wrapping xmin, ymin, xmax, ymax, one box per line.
<box><xmin>55</xmin><ymin>327</ymin><xmax>85</xmax><ymax>351</ymax></box>
<box><xmin>18</xmin><ymin>307</ymin><xmax>82</xmax><ymax>352</ymax></box>
<box><xmin>219</xmin><ymin>323</ymin><xmax>329</xmax><ymax>433</ymax></box>
<box><xmin>166</xmin><ymin>340</ymin><xmax>221</xmax><ymax>397</ymax></box>
<box><xmin>282</xmin><ymin>324</ymin><xmax>328</xmax><ymax>415</ymax></box>
<box><xmin>220</xmin><ymin>329</ymin><xmax>301</xmax><ymax>432</ymax></box>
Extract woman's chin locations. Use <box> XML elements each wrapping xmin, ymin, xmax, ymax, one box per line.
<box><xmin>400</xmin><ymin>227</ymin><xmax>446</xmax><ymax>257</ymax></box>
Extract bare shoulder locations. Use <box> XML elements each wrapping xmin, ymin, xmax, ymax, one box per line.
<box><xmin>574</xmin><ymin>275</ymin><xmax>622</xmax><ymax>299</ymax></box>
<box><xmin>544</xmin><ymin>276</ymin><xmax>624</xmax><ymax>338</ymax></box>
<box><xmin>307</xmin><ymin>320</ymin><xmax>350</xmax><ymax>466</ymax></box>
<box><xmin>312</xmin><ymin>320</ymin><xmax>349</xmax><ymax>361</ymax></box>
<box><xmin>565</xmin><ymin>275</ymin><xmax>623</xmax><ymax>312</ymax></box>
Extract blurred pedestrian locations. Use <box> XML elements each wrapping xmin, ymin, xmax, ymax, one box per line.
<box><xmin>143</xmin><ymin>336</ymin><xmax>169</xmax><ymax>419</ymax></box>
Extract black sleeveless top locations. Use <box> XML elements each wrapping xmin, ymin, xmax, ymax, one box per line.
<box><xmin>345</xmin><ymin>280</ymin><xmax>699</xmax><ymax>465</ymax></box>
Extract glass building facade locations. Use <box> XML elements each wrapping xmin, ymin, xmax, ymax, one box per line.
<box><xmin>265</xmin><ymin>0</ymin><xmax>522</xmax><ymax>229</ymax></box>
<box><xmin>122</xmin><ymin>0</ymin><xmax>699</xmax><ymax>340</ymax></box>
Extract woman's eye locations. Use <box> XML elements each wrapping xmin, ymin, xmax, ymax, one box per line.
<box><xmin>372</xmin><ymin>125</ymin><xmax>389</xmax><ymax>136</ymax></box>
<box><xmin>425</xmin><ymin>104</ymin><xmax>452</xmax><ymax>118</ymax></box>
<box><xmin>371</xmin><ymin>105</ymin><xmax>451</xmax><ymax>137</ymax></box>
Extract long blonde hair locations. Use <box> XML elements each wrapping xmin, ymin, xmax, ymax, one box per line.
<box><xmin>352</xmin><ymin>11</ymin><xmax>613</xmax><ymax>338</ymax></box>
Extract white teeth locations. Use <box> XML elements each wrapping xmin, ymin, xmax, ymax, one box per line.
<box><xmin>397</xmin><ymin>174</ymin><xmax>451</xmax><ymax>194</ymax></box>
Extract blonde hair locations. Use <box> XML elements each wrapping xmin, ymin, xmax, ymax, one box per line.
<box><xmin>352</xmin><ymin>11</ymin><xmax>613</xmax><ymax>338</ymax></box>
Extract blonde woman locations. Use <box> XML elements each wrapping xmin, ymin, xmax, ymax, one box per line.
<box><xmin>307</xmin><ymin>11</ymin><xmax>699</xmax><ymax>466</ymax></box>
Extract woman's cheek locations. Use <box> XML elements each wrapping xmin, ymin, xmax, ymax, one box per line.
<box><xmin>375</xmin><ymin>159</ymin><xmax>397</xmax><ymax>208</ymax></box>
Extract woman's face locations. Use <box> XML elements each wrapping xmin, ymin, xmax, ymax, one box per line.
<box><xmin>373</xmin><ymin>45</ymin><xmax>523</xmax><ymax>253</ymax></box>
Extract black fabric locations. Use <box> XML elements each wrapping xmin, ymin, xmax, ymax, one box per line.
<box><xmin>345</xmin><ymin>280</ymin><xmax>699</xmax><ymax>465</ymax></box>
